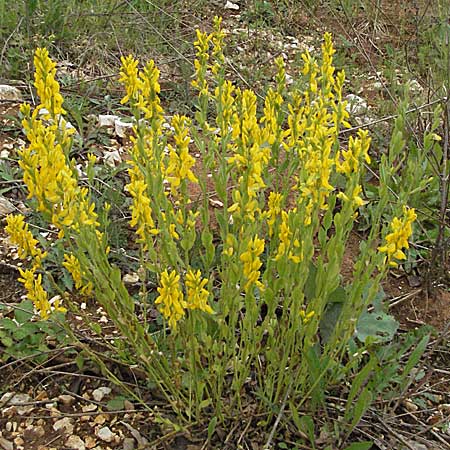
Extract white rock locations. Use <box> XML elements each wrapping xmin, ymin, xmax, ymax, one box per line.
<box><xmin>92</xmin><ymin>387</ymin><xmax>112</xmax><ymax>402</ymax></box>
<box><xmin>0</xmin><ymin>393</ymin><xmax>32</xmax><ymax>415</ymax></box>
<box><xmin>0</xmin><ymin>437</ymin><xmax>13</xmax><ymax>450</ymax></box>
<box><xmin>0</xmin><ymin>85</ymin><xmax>22</xmax><ymax>101</ymax></box>
<box><xmin>123</xmin><ymin>273</ymin><xmax>139</xmax><ymax>284</ymax></box>
<box><xmin>103</xmin><ymin>149</ymin><xmax>122</xmax><ymax>167</ymax></box>
<box><xmin>114</xmin><ymin>119</ymin><xmax>133</xmax><ymax>138</ymax></box>
<box><xmin>409</xmin><ymin>79</ymin><xmax>422</xmax><ymax>92</ymax></box>
<box><xmin>225</xmin><ymin>0</ymin><xmax>239</xmax><ymax>9</ymax></box>
<box><xmin>345</xmin><ymin>94</ymin><xmax>367</xmax><ymax>116</ymax></box>
<box><xmin>98</xmin><ymin>114</ymin><xmax>119</xmax><ymax>127</ymax></box>
<box><xmin>0</xmin><ymin>196</ymin><xmax>15</xmax><ymax>217</ymax></box>
<box><xmin>66</xmin><ymin>435</ymin><xmax>86</xmax><ymax>450</ymax></box>
<box><xmin>96</xmin><ymin>426</ymin><xmax>115</xmax><ymax>442</ymax></box>
<box><xmin>53</xmin><ymin>417</ymin><xmax>74</xmax><ymax>434</ymax></box>
<box><xmin>122</xmin><ymin>437</ymin><xmax>135</xmax><ymax>450</ymax></box>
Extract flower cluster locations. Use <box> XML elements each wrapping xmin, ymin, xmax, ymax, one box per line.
<box><xmin>240</xmin><ymin>236</ymin><xmax>265</xmax><ymax>292</ymax></box>
<box><xmin>5</xmin><ymin>214</ymin><xmax>47</xmax><ymax>270</ymax></box>
<box><xmin>18</xmin><ymin>269</ymin><xmax>66</xmax><ymax>319</ymax></box>
<box><xmin>125</xmin><ymin>166</ymin><xmax>159</xmax><ymax>250</ymax></box>
<box><xmin>228</xmin><ymin>89</ymin><xmax>271</xmax><ymax>221</ymax></box>
<box><xmin>274</xmin><ymin>211</ymin><xmax>302</xmax><ymax>264</ymax></box>
<box><xmin>20</xmin><ymin>49</ymin><xmax>99</xmax><ymax>239</ymax></box>
<box><xmin>5</xmin><ymin>214</ymin><xmax>67</xmax><ymax>318</ymax></box>
<box><xmin>165</xmin><ymin>115</ymin><xmax>198</xmax><ymax>197</ymax></box>
<box><xmin>378</xmin><ymin>206</ymin><xmax>417</xmax><ymax>267</ymax></box>
<box><xmin>63</xmin><ymin>254</ymin><xmax>93</xmax><ymax>296</ymax></box>
<box><xmin>6</xmin><ymin>48</ymin><xmax>103</xmax><ymax>317</ymax></box>
<box><xmin>155</xmin><ymin>269</ymin><xmax>213</xmax><ymax>330</ymax></box>
<box><xmin>185</xmin><ymin>270</ymin><xmax>213</xmax><ymax>314</ymax></box>
<box><xmin>33</xmin><ymin>47</ymin><xmax>65</xmax><ymax>118</ymax></box>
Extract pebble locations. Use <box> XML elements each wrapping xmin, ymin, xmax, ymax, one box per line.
<box><xmin>58</xmin><ymin>394</ymin><xmax>75</xmax><ymax>406</ymax></box>
<box><xmin>53</xmin><ymin>417</ymin><xmax>74</xmax><ymax>434</ymax></box>
<box><xmin>92</xmin><ymin>387</ymin><xmax>112</xmax><ymax>402</ymax></box>
<box><xmin>66</xmin><ymin>435</ymin><xmax>86</xmax><ymax>450</ymax></box>
<box><xmin>96</xmin><ymin>426</ymin><xmax>115</xmax><ymax>443</ymax></box>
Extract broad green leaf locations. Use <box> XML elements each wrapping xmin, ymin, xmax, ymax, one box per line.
<box><xmin>355</xmin><ymin>311</ymin><xmax>398</xmax><ymax>344</ymax></box>
<box><xmin>319</xmin><ymin>303</ymin><xmax>343</xmax><ymax>344</ymax></box>
<box><xmin>107</xmin><ymin>396</ymin><xmax>126</xmax><ymax>411</ymax></box>
<box><xmin>15</xmin><ymin>300</ymin><xmax>34</xmax><ymax>324</ymax></box>
<box><xmin>0</xmin><ymin>318</ymin><xmax>18</xmax><ymax>331</ymax></box>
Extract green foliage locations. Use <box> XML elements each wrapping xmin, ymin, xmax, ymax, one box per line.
<box><xmin>0</xmin><ymin>299</ymin><xmax>67</xmax><ymax>362</ymax></box>
<box><xmin>2</xmin><ymin>12</ymin><xmax>437</xmax><ymax>447</ymax></box>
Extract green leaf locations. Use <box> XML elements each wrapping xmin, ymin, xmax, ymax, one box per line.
<box><xmin>13</xmin><ymin>323</ymin><xmax>39</xmax><ymax>340</ymax></box>
<box><xmin>401</xmin><ymin>334</ymin><xmax>430</xmax><ymax>388</ymax></box>
<box><xmin>355</xmin><ymin>311</ymin><xmax>398</xmax><ymax>344</ymax></box>
<box><xmin>1</xmin><ymin>335</ymin><xmax>14</xmax><ymax>347</ymax></box>
<box><xmin>91</xmin><ymin>323</ymin><xmax>102</xmax><ymax>335</ymax></box>
<box><xmin>15</xmin><ymin>300</ymin><xmax>34</xmax><ymax>324</ymax></box>
<box><xmin>345</xmin><ymin>357</ymin><xmax>377</xmax><ymax>419</ymax></box>
<box><xmin>107</xmin><ymin>396</ymin><xmax>126</xmax><ymax>411</ymax></box>
<box><xmin>319</xmin><ymin>303</ymin><xmax>343</xmax><ymax>344</ymax></box>
<box><xmin>349</xmin><ymin>387</ymin><xmax>372</xmax><ymax>430</ymax></box>
<box><xmin>207</xmin><ymin>416</ymin><xmax>217</xmax><ymax>441</ymax></box>
<box><xmin>304</xmin><ymin>263</ymin><xmax>317</xmax><ymax>300</ymax></box>
<box><xmin>0</xmin><ymin>318</ymin><xmax>18</xmax><ymax>331</ymax></box>
<box><xmin>75</xmin><ymin>353</ymin><xmax>85</xmax><ymax>370</ymax></box>
<box><xmin>342</xmin><ymin>442</ymin><xmax>373</xmax><ymax>450</ymax></box>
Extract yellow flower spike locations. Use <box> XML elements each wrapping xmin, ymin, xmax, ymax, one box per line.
<box><xmin>192</xmin><ymin>29</ymin><xmax>212</xmax><ymax>96</ymax></box>
<box><xmin>33</xmin><ymin>48</ymin><xmax>65</xmax><ymax>118</ymax></box>
<box><xmin>18</xmin><ymin>268</ymin><xmax>65</xmax><ymax>319</ymax></box>
<box><xmin>155</xmin><ymin>270</ymin><xmax>187</xmax><ymax>330</ymax></box>
<box><xmin>63</xmin><ymin>254</ymin><xmax>93</xmax><ymax>296</ymax></box>
<box><xmin>5</xmin><ymin>214</ymin><xmax>47</xmax><ymax>269</ymax></box>
<box><xmin>240</xmin><ymin>236</ymin><xmax>265</xmax><ymax>292</ymax></box>
<box><xmin>119</xmin><ymin>55</ymin><xmax>141</xmax><ymax>105</ymax></box>
<box><xmin>125</xmin><ymin>171</ymin><xmax>159</xmax><ymax>250</ymax></box>
<box><xmin>264</xmin><ymin>192</ymin><xmax>283</xmax><ymax>237</ymax></box>
<box><xmin>137</xmin><ymin>59</ymin><xmax>164</xmax><ymax>124</ymax></box>
<box><xmin>185</xmin><ymin>269</ymin><xmax>213</xmax><ymax>314</ymax></box>
<box><xmin>164</xmin><ymin>115</ymin><xmax>197</xmax><ymax>198</ymax></box>
<box><xmin>378</xmin><ymin>206</ymin><xmax>417</xmax><ymax>267</ymax></box>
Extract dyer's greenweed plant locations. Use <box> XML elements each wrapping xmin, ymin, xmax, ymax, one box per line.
<box><xmin>6</xmin><ymin>18</ymin><xmax>423</xmax><ymax>430</ymax></box>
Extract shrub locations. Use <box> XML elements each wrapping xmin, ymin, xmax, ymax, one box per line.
<box><xmin>6</xmin><ymin>17</ymin><xmax>420</xmax><ymax>435</ymax></box>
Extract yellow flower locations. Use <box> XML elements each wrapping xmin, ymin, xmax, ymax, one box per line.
<box><xmin>125</xmin><ymin>167</ymin><xmax>159</xmax><ymax>250</ymax></box>
<box><xmin>300</xmin><ymin>309</ymin><xmax>315</xmax><ymax>324</ymax></box>
<box><xmin>33</xmin><ymin>48</ymin><xmax>65</xmax><ymax>117</ymax></box>
<box><xmin>119</xmin><ymin>55</ymin><xmax>141</xmax><ymax>105</ymax></box>
<box><xmin>155</xmin><ymin>270</ymin><xmax>187</xmax><ymax>330</ymax></box>
<box><xmin>5</xmin><ymin>214</ymin><xmax>47</xmax><ymax>269</ymax></box>
<box><xmin>185</xmin><ymin>269</ymin><xmax>213</xmax><ymax>314</ymax></box>
<box><xmin>63</xmin><ymin>254</ymin><xmax>93</xmax><ymax>296</ymax></box>
<box><xmin>378</xmin><ymin>206</ymin><xmax>417</xmax><ymax>267</ymax></box>
<box><xmin>164</xmin><ymin>115</ymin><xmax>197</xmax><ymax>197</ymax></box>
<box><xmin>18</xmin><ymin>268</ymin><xmax>66</xmax><ymax>319</ymax></box>
<box><xmin>240</xmin><ymin>236</ymin><xmax>265</xmax><ymax>292</ymax></box>
<box><xmin>336</xmin><ymin>130</ymin><xmax>371</xmax><ymax>176</ymax></box>
<box><xmin>264</xmin><ymin>192</ymin><xmax>283</xmax><ymax>236</ymax></box>
<box><xmin>337</xmin><ymin>185</ymin><xmax>365</xmax><ymax>209</ymax></box>
<box><xmin>191</xmin><ymin>29</ymin><xmax>212</xmax><ymax>96</ymax></box>
<box><xmin>274</xmin><ymin>211</ymin><xmax>302</xmax><ymax>263</ymax></box>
